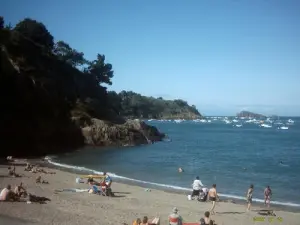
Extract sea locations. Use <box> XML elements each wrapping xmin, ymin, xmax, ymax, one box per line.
<box><xmin>46</xmin><ymin>116</ymin><xmax>300</xmax><ymax>209</ymax></box>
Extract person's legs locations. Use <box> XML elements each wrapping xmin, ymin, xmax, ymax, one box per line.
<box><xmin>247</xmin><ymin>199</ymin><xmax>252</xmax><ymax>211</ymax></box>
<box><xmin>210</xmin><ymin>200</ymin><xmax>216</xmax><ymax>214</ymax></box>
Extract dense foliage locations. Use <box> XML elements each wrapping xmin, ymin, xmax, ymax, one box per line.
<box><xmin>0</xmin><ymin>16</ymin><xmax>201</xmax><ymax>157</ymax></box>
<box><xmin>108</xmin><ymin>91</ymin><xmax>201</xmax><ymax>119</ymax></box>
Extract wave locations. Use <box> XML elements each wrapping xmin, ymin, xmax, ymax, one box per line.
<box><xmin>45</xmin><ymin>156</ymin><xmax>300</xmax><ymax>208</ymax></box>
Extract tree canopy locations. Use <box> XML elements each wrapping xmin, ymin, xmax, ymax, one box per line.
<box><xmin>14</xmin><ymin>18</ymin><xmax>54</xmax><ymax>49</ymax></box>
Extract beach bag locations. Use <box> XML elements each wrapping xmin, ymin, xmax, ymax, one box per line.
<box><xmin>76</xmin><ymin>177</ymin><xmax>83</xmax><ymax>183</ymax></box>
<box><xmin>187</xmin><ymin>195</ymin><xmax>192</xmax><ymax>200</ymax></box>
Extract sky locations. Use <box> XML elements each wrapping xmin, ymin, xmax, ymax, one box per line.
<box><xmin>2</xmin><ymin>0</ymin><xmax>300</xmax><ymax>116</ymax></box>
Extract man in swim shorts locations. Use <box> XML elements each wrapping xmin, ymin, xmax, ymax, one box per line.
<box><xmin>264</xmin><ymin>185</ymin><xmax>272</xmax><ymax>208</ymax></box>
<box><xmin>208</xmin><ymin>184</ymin><xmax>218</xmax><ymax>215</ymax></box>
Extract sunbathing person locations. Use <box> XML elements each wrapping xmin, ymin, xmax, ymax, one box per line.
<box><xmin>36</xmin><ymin>175</ymin><xmax>49</xmax><ymax>184</ymax></box>
<box><xmin>28</xmin><ymin>193</ymin><xmax>51</xmax><ymax>204</ymax></box>
<box><xmin>133</xmin><ymin>218</ymin><xmax>142</xmax><ymax>225</ymax></box>
<box><xmin>8</xmin><ymin>166</ymin><xmax>20</xmax><ymax>177</ymax></box>
<box><xmin>141</xmin><ymin>216</ymin><xmax>148</xmax><ymax>225</ymax></box>
<box><xmin>14</xmin><ymin>182</ymin><xmax>27</xmax><ymax>197</ymax></box>
<box><xmin>25</xmin><ymin>163</ymin><xmax>33</xmax><ymax>171</ymax></box>
<box><xmin>200</xmin><ymin>211</ymin><xmax>214</xmax><ymax>225</ymax></box>
<box><xmin>0</xmin><ymin>185</ymin><xmax>16</xmax><ymax>201</ymax></box>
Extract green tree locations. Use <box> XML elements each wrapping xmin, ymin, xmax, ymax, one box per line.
<box><xmin>53</xmin><ymin>41</ymin><xmax>86</xmax><ymax>67</ymax></box>
<box><xmin>86</xmin><ymin>54</ymin><xmax>114</xmax><ymax>85</ymax></box>
<box><xmin>14</xmin><ymin>18</ymin><xmax>54</xmax><ymax>49</ymax></box>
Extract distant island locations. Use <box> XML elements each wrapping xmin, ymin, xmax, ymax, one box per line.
<box><xmin>0</xmin><ymin>17</ymin><xmax>201</xmax><ymax>158</ymax></box>
<box><xmin>236</xmin><ymin>111</ymin><xmax>266</xmax><ymax>118</ymax></box>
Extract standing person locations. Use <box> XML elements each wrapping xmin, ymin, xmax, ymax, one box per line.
<box><xmin>168</xmin><ymin>207</ymin><xmax>183</xmax><ymax>225</ymax></box>
<box><xmin>264</xmin><ymin>185</ymin><xmax>272</xmax><ymax>208</ymax></box>
<box><xmin>208</xmin><ymin>184</ymin><xmax>218</xmax><ymax>215</ymax></box>
<box><xmin>191</xmin><ymin>176</ymin><xmax>203</xmax><ymax>199</ymax></box>
<box><xmin>246</xmin><ymin>184</ymin><xmax>254</xmax><ymax>211</ymax></box>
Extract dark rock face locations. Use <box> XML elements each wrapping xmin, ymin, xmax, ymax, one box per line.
<box><xmin>79</xmin><ymin>118</ymin><xmax>165</xmax><ymax>147</ymax></box>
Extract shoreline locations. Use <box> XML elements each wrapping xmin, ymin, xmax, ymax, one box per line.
<box><xmin>36</xmin><ymin>158</ymin><xmax>300</xmax><ymax>213</ymax></box>
<box><xmin>1</xmin><ymin>161</ymin><xmax>299</xmax><ymax>225</ymax></box>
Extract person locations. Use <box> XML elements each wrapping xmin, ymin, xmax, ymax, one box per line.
<box><xmin>0</xmin><ymin>185</ymin><xmax>15</xmax><ymax>201</ymax></box>
<box><xmin>14</xmin><ymin>182</ymin><xmax>27</xmax><ymax>197</ymax></box>
<box><xmin>264</xmin><ymin>185</ymin><xmax>272</xmax><ymax>208</ymax></box>
<box><xmin>141</xmin><ymin>216</ymin><xmax>148</xmax><ymax>225</ymax></box>
<box><xmin>200</xmin><ymin>211</ymin><xmax>213</xmax><ymax>225</ymax></box>
<box><xmin>133</xmin><ymin>218</ymin><xmax>141</xmax><ymax>225</ymax></box>
<box><xmin>191</xmin><ymin>176</ymin><xmax>203</xmax><ymax>199</ymax></box>
<box><xmin>104</xmin><ymin>172</ymin><xmax>112</xmax><ymax>187</ymax></box>
<box><xmin>208</xmin><ymin>184</ymin><xmax>218</xmax><ymax>215</ymax></box>
<box><xmin>168</xmin><ymin>207</ymin><xmax>183</xmax><ymax>225</ymax></box>
<box><xmin>246</xmin><ymin>184</ymin><xmax>254</xmax><ymax>211</ymax></box>
<box><xmin>198</xmin><ymin>189</ymin><xmax>208</xmax><ymax>202</ymax></box>
<box><xmin>178</xmin><ymin>167</ymin><xmax>183</xmax><ymax>173</ymax></box>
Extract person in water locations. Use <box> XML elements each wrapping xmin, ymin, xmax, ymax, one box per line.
<box><xmin>208</xmin><ymin>184</ymin><xmax>218</xmax><ymax>215</ymax></box>
<box><xmin>264</xmin><ymin>185</ymin><xmax>272</xmax><ymax>208</ymax></box>
<box><xmin>178</xmin><ymin>167</ymin><xmax>183</xmax><ymax>173</ymax></box>
<box><xmin>246</xmin><ymin>184</ymin><xmax>254</xmax><ymax>211</ymax></box>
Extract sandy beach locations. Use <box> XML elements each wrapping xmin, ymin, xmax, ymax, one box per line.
<box><xmin>0</xmin><ymin>162</ymin><xmax>299</xmax><ymax>225</ymax></box>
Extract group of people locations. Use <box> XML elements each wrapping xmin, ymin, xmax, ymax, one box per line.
<box><xmin>246</xmin><ymin>184</ymin><xmax>272</xmax><ymax>211</ymax></box>
<box><xmin>168</xmin><ymin>207</ymin><xmax>214</xmax><ymax>225</ymax></box>
<box><xmin>190</xmin><ymin>177</ymin><xmax>218</xmax><ymax>215</ymax></box>
<box><xmin>190</xmin><ymin>176</ymin><xmax>273</xmax><ymax>214</ymax></box>
<box><xmin>86</xmin><ymin>172</ymin><xmax>114</xmax><ymax>196</ymax></box>
<box><xmin>0</xmin><ymin>183</ymin><xmax>27</xmax><ymax>201</ymax></box>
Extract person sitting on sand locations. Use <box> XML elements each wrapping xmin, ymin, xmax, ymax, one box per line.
<box><xmin>14</xmin><ymin>182</ymin><xmax>27</xmax><ymax>197</ymax></box>
<box><xmin>141</xmin><ymin>216</ymin><xmax>148</xmax><ymax>225</ymax></box>
<box><xmin>168</xmin><ymin>207</ymin><xmax>183</xmax><ymax>225</ymax></box>
<box><xmin>208</xmin><ymin>184</ymin><xmax>219</xmax><ymax>215</ymax></box>
<box><xmin>0</xmin><ymin>185</ymin><xmax>16</xmax><ymax>201</ymax></box>
<box><xmin>36</xmin><ymin>175</ymin><xmax>49</xmax><ymax>184</ymax></box>
<box><xmin>8</xmin><ymin>166</ymin><xmax>20</xmax><ymax>177</ymax></box>
<box><xmin>133</xmin><ymin>218</ymin><xmax>142</xmax><ymax>225</ymax></box>
<box><xmin>25</xmin><ymin>163</ymin><xmax>33</xmax><ymax>171</ymax></box>
<box><xmin>200</xmin><ymin>211</ymin><xmax>213</xmax><ymax>225</ymax></box>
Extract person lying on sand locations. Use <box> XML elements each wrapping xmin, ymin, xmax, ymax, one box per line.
<box><xmin>24</xmin><ymin>163</ymin><xmax>33</xmax><ymax>171</ymax></box>
<box><xmin>27</xmin><ymin>193</ymin><xmax>51</xmax><ymax>204</ymax></box>
<box><xmin>36</xmin><ymin>175</ymin><xmax>49</xmax><ymax>184</ymax></box>
<box><xmin>14</xmin><ymin>182</ymin><xmax>27</xmax><ymax>197</ymax></box>
<box><xmin>8</xmin><ymin>166</ymin><xmax>21</xmax><ymax>177</ymax></box>
<box><xmin>0</xmin><ymin>185</ymin><xmax>17</xmax><ymax>201</ymax></box>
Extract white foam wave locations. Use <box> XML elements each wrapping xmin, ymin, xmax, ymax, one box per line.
<box><xmin>45</xmin><ymin>156</ymin><xmax>300</xmax><ymax>208</ymax></box>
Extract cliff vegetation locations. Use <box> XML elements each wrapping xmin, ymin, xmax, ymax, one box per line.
<box><xmin>0</xmin><ymin>17</ymin><xmax>200</xmax><ymax>157</ymax></box>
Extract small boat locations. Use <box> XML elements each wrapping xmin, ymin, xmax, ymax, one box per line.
<box><xmin>278</xmin><ymin>126</ymin><xmax>289</xmax><ymax>130</ymax></box>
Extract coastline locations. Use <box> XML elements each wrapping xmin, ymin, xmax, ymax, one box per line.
<box><xmin>36</xmin><ymin>158</ymin><xmax>300</xmax><ymax>213</ymax></box>
<box><xmin>0</xmin><ymin>161</ymin><xmax>299</xmax><ymax>225</ymax></box>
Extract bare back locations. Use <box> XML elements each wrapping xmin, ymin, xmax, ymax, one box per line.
<box><xmin>208</xmin><ymin>188</ymin><xmax>217</xmax><ymax>198</ymax></box>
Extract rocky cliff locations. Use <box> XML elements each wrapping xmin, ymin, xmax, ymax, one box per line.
<box><xmin>236</xmin><ymin>111</ymin><xmax>266</xmax><ymax>118</ymax></box>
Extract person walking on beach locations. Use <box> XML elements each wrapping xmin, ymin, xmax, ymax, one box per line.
<box><xmin>191</xmin><ymin>176</ymin><xmax>203</xmax><ymax>199</ymax></box>
<box><xmin>246</xmin><ymin>184</ymin><xmax>254</xmax><ymax>211</ymax></box>
<box><xmin>264</xmin><ymin>185</ymin><xmax>272</xmax><ymax>208</ymax></box>
<box><xmin>208</xmin><ymin>184</ymin><xmax>218</xmax><ymax>215</ymax></box>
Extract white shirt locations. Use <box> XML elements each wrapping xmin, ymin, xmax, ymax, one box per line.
<box><xmin>192</xmin><ymin>179</ymin><xmax>203</xmax><ymax>190</ymax></box>
<box><xmin>0</xmin><ymin>188</ymin><xmax>9</xmax><ymax>201</ymax></box>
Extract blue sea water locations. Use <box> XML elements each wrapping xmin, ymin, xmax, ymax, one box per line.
<box><xmin>48</xmin><ymin>117</ymin><xmax>300</xmax><ymax>208</ymax></box>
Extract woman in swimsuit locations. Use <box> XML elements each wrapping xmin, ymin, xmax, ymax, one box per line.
<box><xmin>208</xmin><ymin>184</ymin><xmax>218</xmax><ymax>215</ymax></box>
<box><xmin>264</xmin><ymin>186</ymin><xmax>272</xmax><ymax>208</ymax></box>
<box><xmin>246</xmin><ymin>184</ymin><xmax>254</xmax><ymax>211</ymax></box>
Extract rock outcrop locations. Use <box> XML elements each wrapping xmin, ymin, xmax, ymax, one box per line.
<box><xmin>236</xmin><ymin>111</ymin><xmax>266</xmax><ymax>118</ymax></box>
<box><xmin>79</xmin><ymin>118</ymin><xmax>165</xmax><ymax>147</ymax></box>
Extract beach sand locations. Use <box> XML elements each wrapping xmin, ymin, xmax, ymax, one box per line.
<box><xmin>0</xmin><ymin>163</ymin><xmax>299</xmax><ymax>225</ymax></box>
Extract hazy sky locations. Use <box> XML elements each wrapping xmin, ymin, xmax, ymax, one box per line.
<box><xmin>2</xmin><ymin>0</ymin><xmax>300</xmax><ymax>116</ymax></box>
